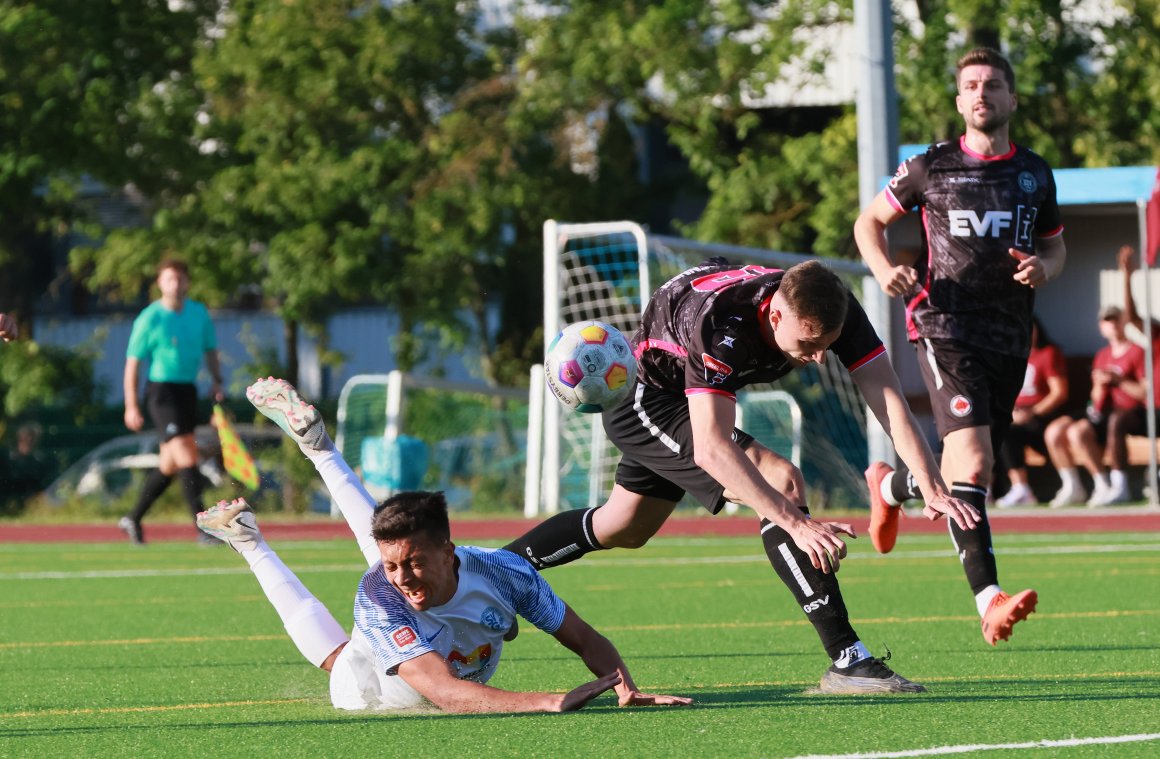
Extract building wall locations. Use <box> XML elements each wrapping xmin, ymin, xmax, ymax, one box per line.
<box><xmin>32</xmin><ymin>307</ymin><xmax>482</xmax><ymax>404</ymax></box>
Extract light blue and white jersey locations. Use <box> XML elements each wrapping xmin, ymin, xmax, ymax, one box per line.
<box><xmin>352</xmin><ymin>546</ymin><xmax>566</xmax><ymax>686</ymax></box>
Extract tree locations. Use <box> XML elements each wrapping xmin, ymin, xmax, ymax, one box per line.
<box><xmin>0</xmin><ymin>0</ymin><xmax>219</xmax><ymax>333</ymax></box>
<box><xmin>73</xmin><ymin>0</ymin><xmax>652</xmax><ymax>387</ymax></box>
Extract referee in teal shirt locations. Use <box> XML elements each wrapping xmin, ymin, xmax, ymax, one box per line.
<box><xmin>119</xmin><ymin>259</ymin><xmax>224</xmax><ymax>544</ymax></box>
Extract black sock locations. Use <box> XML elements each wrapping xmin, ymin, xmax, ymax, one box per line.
<box><xmin>176</xmin><ymin>466</ymin><xmax>204</xmax><ymax>521</ymax></box>
<box><xmin>128</xmin><ymin>469</ymin><xmax>173</xmax><ymax>523</ymax></box>
<box><xmin>888</xmin><ymin>465</ymin><xmax>922</xmax><ymax>502</ymax></box>
<box><xmin>760</xmin><ymin>518</ymin><xmax>857</xmax><ymax>661</ymax></box>
<box><xmin>949</xmin><ymin>482</ymin><xmax>997</xmax><ymax>593</ymax></box>
<box><xmin>503</xmin><ymin>507</ymin><xmax>604</xmax><ymax>569</ymax></box>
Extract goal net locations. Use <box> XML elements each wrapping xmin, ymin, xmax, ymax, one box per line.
<box><xmin>534</xmin><ymin>220</ymin><xmax>881</xmax><ymax>515</ymax></box>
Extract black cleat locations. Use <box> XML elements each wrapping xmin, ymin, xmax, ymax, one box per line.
<box><xmin>817</xmin><ymin>656</ymin><xmax>926</xmax><ymax>694</ymax></box>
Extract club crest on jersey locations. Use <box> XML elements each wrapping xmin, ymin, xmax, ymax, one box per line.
<box><xmin>949</xmin><ymin>395</ymin><xmax>973</xmax><ymax>418</ymax></box>
<box><xmin>1017</xmin><ymin>171</ymin><xmax>1038</xmax><ymax>193</ymax></box>
<box><xmin>392</xmin><ymin>626</ymin><xmax>419</xmax><ymax>650</ymax></box>
<box><xmin>481</xmin><ymin>606</ymin><xmax>508</xmax><ymax>632</ymax></box>
<box><xmin>702</xmin><ymin>353</ymin><xmax>733</xmax><ymax>385</ymax></box>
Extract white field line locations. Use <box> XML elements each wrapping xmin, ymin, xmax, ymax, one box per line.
<box><xmin>791</xmin><ymin>732</ymin><xmax>1160</xmax><ymax>758</ymax></box>
<box><xmin>2</xmin><ymin>542</ymin><xmax>1159</xmax><ymax>580</ymax></box>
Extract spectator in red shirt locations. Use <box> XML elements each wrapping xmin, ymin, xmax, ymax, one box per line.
<box><xmin>995</xmin><ymin>319</ymin><xmax>1069</xmax><ymax>507</ymax></box>
<box><xmin>1044</xmin><ymin>306</ymin><xmax>1146</xmax><ymax>506</ymax></box>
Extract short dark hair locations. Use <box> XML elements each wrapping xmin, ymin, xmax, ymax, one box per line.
<box><xmin>371</xmin><ymin>491</ymin><xmax>451</xmax><ymax>545</ymax></box>
<box><xmin>779</xmin><ymin>260</ymin><xmax>849</xmax><ymax>336</ymax></box>
<box><xmin>956</xmin><ymin>47</ymin><xmax>1015</xmax><ymax>92</ymax></box>
<box><xmin>157</xmin><ymin>257</ymin><xmax>190</xmax><ymax>278</ymax></box>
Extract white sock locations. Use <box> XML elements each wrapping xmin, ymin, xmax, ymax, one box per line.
<box><xmin>309</xmin><ymin>448</ymin><xmax>381</xmax><ymax>567</ymax></box>
<box><xmin>879</xmin><ymin>475</ymin><xmax>902</xmax><ymax>507</ymax></box>
<box><xmin>1093</xmin><ymin>471</ymin><xmax>1112</xmax><ymax>493</ymax></box>
<box><xmin>1110</xmin><ymin>469</ymin><xmax>1128</xmax><ymax>490</ymax></box>
<box><xmin>242</xmin><ymin>542</ymin><xmax>349</xmax><ymax>667</ymax></box>
<box><xmin>1059</xmin><ymin>468</ymin><xmax>1081</xmax><ymax>489</ymax></box>
<box><xmin>975</xmin><ymin>584</ymin><xmax>1002</xmax><ymax>617</ymax></box>
<box><xmin>832</xmin><ymin>641</ymin><xmax>873</xmax><ymax>668</ymax></box>
<box><xmin>1006</xmin><ymin>482</ymin><xmax>1030</xmax><ymax>498</ymax></box>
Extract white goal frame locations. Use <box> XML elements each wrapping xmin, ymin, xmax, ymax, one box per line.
<box><xmin>531</xmin><ymin>219</ymin><xmax>887</xmax><ymax>517</ymax></box>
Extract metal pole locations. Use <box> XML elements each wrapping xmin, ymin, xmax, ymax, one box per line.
<box><xmin>855</xmin><ymin>0</ymin><xmax>899</xmax><ymax>466</ymax></box>
<box><xmin>1138</xmin><ymin>200</ymin><xmax>1158</xmax><ymax>507</ymax></box>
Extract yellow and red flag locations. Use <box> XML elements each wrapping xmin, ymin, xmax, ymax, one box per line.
<box><xmin>212</xmin><ymin>404</ymin><xmax>259</xmax><ymax>491</ymax></box>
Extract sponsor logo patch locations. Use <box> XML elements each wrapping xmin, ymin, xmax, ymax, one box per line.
<box><xmin>392</xmin><ymin>626</ymin><xmax>418</xmax><ymax>649</ymax></box>
<box><xmin>702</xmin><ymin>353</ymin><xmax>733</xmax><ymax>385</ymax></box>
<box><xmin>888</xmin><ymin>158</ymin><xmax>911</xmax><ymax>189</ymax></box>
<box><xmin>803</xmin><ymin>595</ymin><xmax>831</xmax><ymax>613</ymax></box>
<box><xmin>949</xmin><ymin>395</ymin><xmax>973</xmax><ymax>417</ymax></box>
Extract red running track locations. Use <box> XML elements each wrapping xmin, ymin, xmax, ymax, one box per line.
<box><xmin>2</xmin><ymin>507</ymin><xmax>1157</xmax><ymax>544</ymax></box>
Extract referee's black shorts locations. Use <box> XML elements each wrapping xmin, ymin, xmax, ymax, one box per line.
<box><xmin>145</xmin><ymin>382</ymin><xmax>199</xmax><ymax>442</ymax></box>
<box><xmin>602</xmin><ymin>382</ymin><xmax>754</xmax><ymax>513</ymax></box>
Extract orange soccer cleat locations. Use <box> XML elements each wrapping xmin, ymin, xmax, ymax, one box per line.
<box><xmin>981</xmin><ymin>589</ymin><xmax>1038</xmax><ymax>645</ymax></box>
<box><xmin>865</xmin><ymin>461</ymin><xmax>901</xmax><ymax>554</ymax></box>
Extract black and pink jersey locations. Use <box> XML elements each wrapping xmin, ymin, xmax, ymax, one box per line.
<box><xmin>886</xmin><ymin>137</ymin><xmax>1064</xmax><ymax>358</ymax></box>
<box><xmin>632</xmin><ymin>259</ymin><xmax>886</xmax><ymax>400</ymax></box>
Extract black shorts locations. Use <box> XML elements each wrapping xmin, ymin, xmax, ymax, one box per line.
<box><xmin>602</xmin><ymin>383</ymin><xmax>754</xmax><ymax>513</ymax></box>
<box><xmin>914</xmin><ymin>338</ymin><xmax>1026</xmax><ymax>443</ymax></box>
<box><xmin>1091</xmin><ymin>406</ymin><xmax>1152</xmax><ymax>445</ymax></box>
<box><xmin>145</xmin><ymin>382</ymin><xmax>199</xmax><ymax>442</ymax></box>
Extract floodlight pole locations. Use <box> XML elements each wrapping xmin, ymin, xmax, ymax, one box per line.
<box><xmin>855</xmin><ymin>0</ymin><xmax>900</xmax><ymax>466</ymax></box>
<box><xmin>1138</xmin><ymin>199</ymin><xmax>1159</xmax><ymax>508</ymax></box>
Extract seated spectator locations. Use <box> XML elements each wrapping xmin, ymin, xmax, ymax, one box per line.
<box><xmin>0</xmin><ymin>312</ymin><xmax>16</xmax><ymax>341</ymax></box>
<box><xmin>0</xmin><ymin>422</ymin><xmax>51</xmax><ymax>514</ymax></box>
<box><xmin>995</xmin><ymin>319</ymin><xmax>1069</xmax><ymax>507</ymax></box>
<box><xmin>1044</xmin><ymin>306</ymin><xmax>1146</xmax><ymax>507</ymax></box>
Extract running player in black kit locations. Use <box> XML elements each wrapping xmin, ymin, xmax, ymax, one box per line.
<box><xmin>507</xmin><ymin>258</ymin><xmax>980</xmax><ymax>694</ymax></box>
<box><xmin>854</xmin><ymin>47</ymin><xmax>1067</xmax><ymax>646</ymax></box>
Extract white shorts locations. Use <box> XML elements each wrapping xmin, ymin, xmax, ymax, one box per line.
<box><xmin>328</xmin><ymin>631</ymin><xmax>428</xmax><ymax>711</ymax></box>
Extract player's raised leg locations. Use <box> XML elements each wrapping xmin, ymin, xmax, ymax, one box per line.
<box><xmin>246</xmin><ymin>377</ymin><xmax>379</xmax><ymax>567</ymax></box>
<box><xmin>197</xmin><ymin>499</ymin><xmax>349</xmax><ymax>669</ymax></box>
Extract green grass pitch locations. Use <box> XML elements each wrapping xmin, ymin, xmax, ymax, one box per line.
<box><xmin>1</xmin><ymin>531</ymin><xmax>1158</xmax><ymax>758</ymax></box>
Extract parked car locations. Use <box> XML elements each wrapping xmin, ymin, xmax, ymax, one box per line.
<box><xmin>42</xmin><ymin>423</ymin><xmax>326</xmax><ymax>510</ymax></box>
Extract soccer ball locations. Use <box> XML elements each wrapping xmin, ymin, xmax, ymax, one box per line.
<box><xmin>544</xmin><ymin>321</ymin><xmax>637</xmax><ymax>413</ymax></box>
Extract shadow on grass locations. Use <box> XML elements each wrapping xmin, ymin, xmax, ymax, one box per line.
<box><xmin>4</xmin><ymin>675</ymin><xmax>1157</xmax><ymax>738</ymax></box>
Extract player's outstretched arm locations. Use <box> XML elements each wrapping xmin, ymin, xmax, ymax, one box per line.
<box><xmin>689</xmin><ymin>393</ymin><xmax>851</xmax><ymax>572</ymax></box>
<box><xmin>552</xmin><ymin>606</ymin><xmax>693</xmax><ymax>707</ymax></box>
<box><xmin>854</xmin><ymin>192</ymin><xmax>915</xmax><ymax>297</ymax></box>
<box><xmin>396</xmin><ymin>650</ymin><xmax>620</xmax><ymax>713</ymax></box>
<box><xmin>851</xmin><ymin>354</ymin><xmax>980</xmax><ymax>531</ymax></box>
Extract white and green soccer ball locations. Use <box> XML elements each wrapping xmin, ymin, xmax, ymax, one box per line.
<box><xmin>544</xmin><ymin>321</ymin><xmax>637</xmax><ymax>413</ymax></box>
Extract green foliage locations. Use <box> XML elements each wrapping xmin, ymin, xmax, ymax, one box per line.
<box><xmin>1078</xmin><ymin>0</ymin><xmax>1160</xmax><ymax>165</ymax></box>
<box><xmin>3</xmin><ymin>0</ymin><xmax>1158</xmax><ymax>399</ymax></box>
<box><xmin>0</xmin><ymin>341</ymin><xmax>101</xmax><ymax>426</ymax></box>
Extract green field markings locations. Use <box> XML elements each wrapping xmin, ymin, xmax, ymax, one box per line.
<box><xmin>3</xmin><ymin>670</ymin><xmax>1157</xmax><ymax>722</ymax></box>
<box><xmin>3</xmin><ymin>607</ymin><xmax>1155</xmax><ymax>651</ymax></box>
<box><xmin>1</xmin><ymin>698</ymin><xmax>312</xmax><ymax>719</ymax></box>
<box><xmin>790</xmin><ymin>731</ymin><xmax>1160</xmax><ymax>758</ymax></box>
<box><xmin>0</xmin><ymin>633</ymin><xmax>287</xmax><ymax>650</ymax></box>
<box><xmin>1</xmin><ymin>538</ymin><xmax>1156</xmax><ymax>582</ymax></box>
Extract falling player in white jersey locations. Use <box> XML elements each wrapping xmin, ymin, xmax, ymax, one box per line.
<box><xmin>198</xmin><ymin>378</ymin><xmax>691</xmax><ymax>713</ymax></box>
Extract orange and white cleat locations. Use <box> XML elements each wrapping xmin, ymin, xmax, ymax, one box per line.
<box><xmin>865</xmin><ymin>461</ymin><xmax>901</xmax><ymax>554</ymax></box>
<box><xmin>981</xmin><ymin>589</ymin><xmax>1038</xmax><ymax>645</ymax></box>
